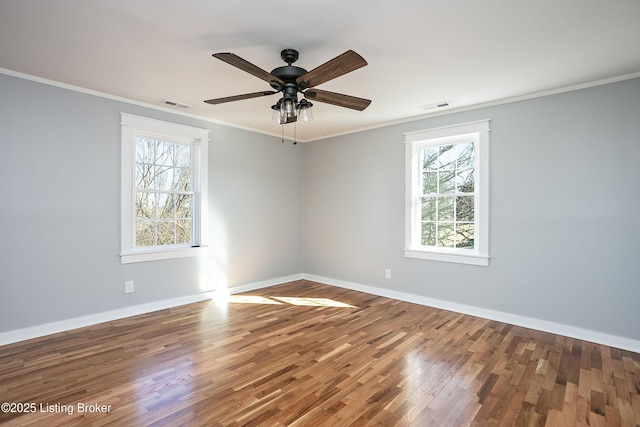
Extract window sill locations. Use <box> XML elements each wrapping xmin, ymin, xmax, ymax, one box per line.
<box><xmin>404</xmin><ymin>248</ymin><xmax>489</xmax><ymax>266</ymax></box>
<box><xmin>120</xmin><ymin>246</ymin><xmax>208</xmax><ymax>264</ymax></box>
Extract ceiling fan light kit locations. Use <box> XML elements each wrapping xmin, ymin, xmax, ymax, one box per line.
<box><xmin>205</xmin><ymin>48</ymin><xmax>371</xmax><ymax>126</ymax></box>
<box><xmin>297</xmin><ymin>99</ymin><xmax>313</xmax><ymax>122</ymax></box>
<box><xmin>270</xmin><ymin>98</ymin><xmax>313</xmax><ymax>124</ymax></box>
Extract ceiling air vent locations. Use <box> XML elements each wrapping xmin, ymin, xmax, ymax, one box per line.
<box><xmin>163</xmin><ymin>100</ymin><xmax>193</xmax><ymax>109</ymax></box>
<box><xmin>421</xmin><ymin>101</ymin><xmax>451</xmax><ymax>111</ymax></box>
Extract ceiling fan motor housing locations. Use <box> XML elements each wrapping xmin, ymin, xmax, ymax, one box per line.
<box><xmin>270</xmin><ymin>65</ymin><xmax>307</xmax><ymax>82</ymax></box>
<box><xmin>269</xmin><ymin>49</ymin><xmax>309</xmax><ymax>93</ymax></box>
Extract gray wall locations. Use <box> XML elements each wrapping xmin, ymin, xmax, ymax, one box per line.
<box><xmin>2</xmin><ymin>72</ymin><xmax>639</xmax><ymax>342</ymax></box>
<box><xmin>0</xmin><ymin>73</ymin><xmax>304</xmax><ymax>332</ymax></box>
<box><xmin>303</xmin><ymin>78</ymin><xmax>640</xmax><ymax>340</ymax></box>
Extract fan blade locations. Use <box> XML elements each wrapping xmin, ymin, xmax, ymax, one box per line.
<box><xmin>296</xmin><ymin>50</ymin><xmax>367</xmax><ymax>88</ymax></box>
<box><xmin>204</xmin><ymin>91</ymin><xmax>276</xmax><ymax>105</ymax></box>
<box><xmin>213</xmin><ymin>53</ymin><xmax>284</xmax><ymax>86</ymax></box>
<box><xmin>304</xmin><ymin>89</ymin><xmax>371</xmax><ymax>111</ymax></box>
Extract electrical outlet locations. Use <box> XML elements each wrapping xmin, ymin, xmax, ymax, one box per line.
<box><xmin>125</xmin><ymin>280</ymin><xmax>134</xmax><ymax>294</ymax></box>
<box><xmin>385</xmin><ymin>268</ymin><xmax>391</xmax><ymax>279</ymax></box>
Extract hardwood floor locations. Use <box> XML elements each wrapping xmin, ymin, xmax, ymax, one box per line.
<box><xmin>1</xmin><ymin>280</ymin><xmax>638</xmax><ymax>426</ymax></box>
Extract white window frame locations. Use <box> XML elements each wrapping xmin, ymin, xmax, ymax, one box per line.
<box><xmin>404</xmin><ymin>120</ymin><xmax>490</xmax><ymax>266</ymax></box>
<box><xmin>120</xmin><ymin>113</ymin><xmax>209</xmax><ymax>264</ymax></box>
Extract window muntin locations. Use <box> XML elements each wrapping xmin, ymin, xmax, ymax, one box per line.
<box><xmin>134</xmin><ymin>136</ymin><xmax>194</xmax><ymax>247</ymax></box>
<box><xmin>121</xmin><ymin>114</ymin><xmax>208</xmax><ymax>264</ymax></box>
<box><xmin>405</xmin><ymin>120</ymin><xmax>489</xmax><ymax>266</ymax></box>
<box><xmin>420</xmin><ymin>140</ymin><xmax>476</xmax><ymax>249</ymax></box>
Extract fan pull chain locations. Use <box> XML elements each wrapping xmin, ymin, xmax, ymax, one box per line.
<box><xmin>279</xmin><ymin>123</ymin><xmax>298</xmax><ymax>145</ymax></box>
<box><xmin>293</xmin><ymin>122</ymin><xmax>297</xmax><ymax>145</ymax></box>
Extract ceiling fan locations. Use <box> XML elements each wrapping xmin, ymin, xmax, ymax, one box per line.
<box><xmin>204</xmin><ymin>49</ymin><xmax>371</xmax><ymax>124</ymax></box>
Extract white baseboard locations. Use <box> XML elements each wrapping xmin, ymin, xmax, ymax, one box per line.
<box><xmin>2</xmin><ymin>272</ymin><xmax>637</xmax><ymax>354</ymax></box>
<box><xmin>0</xmin><ymin>293</ymin><xmax>211</xmax><ymax>347</ymax></box>
<box><xmin>0</xmin><ymin>274</ymin><xmax>304</xmax><ymax>347</ymax></box>
<box><xmin>302</xmin><ymin>274</ymin><xmax>640</xmax><ymax>354</ymax></box>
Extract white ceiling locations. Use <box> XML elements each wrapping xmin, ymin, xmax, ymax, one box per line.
<box><xmin>1</xmin><ymin>0</ymin><xmax>639</xmax><ymax>142</ymax></box>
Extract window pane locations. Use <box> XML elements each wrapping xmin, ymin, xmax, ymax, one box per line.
<box><xmin>156</xmin><ymin>221</ymin><xmax>175</xmax><ymax>245</ymax></box>
<box><xmin>423</xmin><ymin>171</ymin><xmax>437</xmax><ymax>194</ymax></box>
<box><xmin>455</xmin><ymin>223</ymin><xmax>475</xmax><ymax>248</ymax></box>
<box><xmin>136</xmin><ymin>192</ymin><xmax>155</xmax><ymax>219</ymax></box>
<box><xmin>421</xmin><ymin>222</ymin><xmax>436</xmax><ymax>246</ymax></box>
<box><xmin>155</xmin><ymin>140</ymin><xmax>174</xmax><ymax>166</ymax></box>
<box><xmin>135</xmin><ymin>137</ymin><xmax>154</xmax><ymax>165</ymax></box>
<box><xmin>136</xmin><ymin>163</ymin><xmax>154</xmax><ymax>189</ymax></box>
<box><xmin>456</xmin><ymin>196</ymin><xmax>475</xmax><ymax>221</ymax></box>
<box><xmin>154</xmin><ymin>166</ymin><xmax>174</xmax><ymax>191</ymax></box>
<box><xmin>176</xmin><ymin>219</ymin><xmax>192</xmax><ymax>244</ymax></box>
<box><xmin>156</xmin><ymin>194</ymin><xmax>175</xmax><ymax>219</ymax></box>
<box><xmin>176</xmin><ymin>194</ymin><xmax>192</xmax><ymax>219</ymax></box>
<box><xmin>421</xmin><ymin>197</ymin><xmax>436</xmax><ymax>221</ymax></box>
<box><xmin>438</xmin><ymin>145</ymin><xmax>456</xmax><ymax>169</ymax></box>
<box><xmin>173</xmin><ymin>167</ymin><xmax>191</xmax><ymax>191</ymax></box>
<box><xmin>439</xmin><ymin>170</ymin><xmax>456</xmax><ymax>193</ymax></box>
<box><xmin>136</xmin><ymin>220</ymin><xmax>155</xmax><ymax>247</ymax></box>
<box><xmin>456</xmin><ymin>142</ymin><xmax>474</xmax><ymax>169</ymax></box>
<box><xmin>438</xmin><ymin>223</ymin><xmax>455</xmax><ymax>247</ymax></box>
<box><xmin>438</xmin><ymin>196</ymin><xmax>454</xmax><ymax>221</ymax></box>
<box><xmin>456</xmin><ymin>168</ymin><xmax>474</xmax><ymax>192</ymax></box>
<box><xmin>174</xmin><ymin>144</ymin><xmax>191</xmax><ymax>168</ymax></box>
<box><xmin>422</xmin><ymin>147</ymin><xmax>439</xmax><ymax>170</ymax></box>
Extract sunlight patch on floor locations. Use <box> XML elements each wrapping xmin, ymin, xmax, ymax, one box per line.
<box><xmin>225</xmin><ymin>295</ymin><xmax>357</xmax><ymax>308</ymax></box>
<box><xmin>271</xmin><ymin>297</ymin><xmax>357</xmax><ymax>308</ymax></box>
<box><xmin>227</xmin><ymin>295</ymin><xmax>283</xmax><ymax>305</ymax></box>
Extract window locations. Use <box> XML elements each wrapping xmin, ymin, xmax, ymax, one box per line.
<box><xmin>404</xmin><ymin>120</ymin><xmax>489</xmax><ymax>266</ymax></box>
<box><xmin>121</xmin><ymin>114</ymin><xmax>209</xmax><ymax>264</ymax></box>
